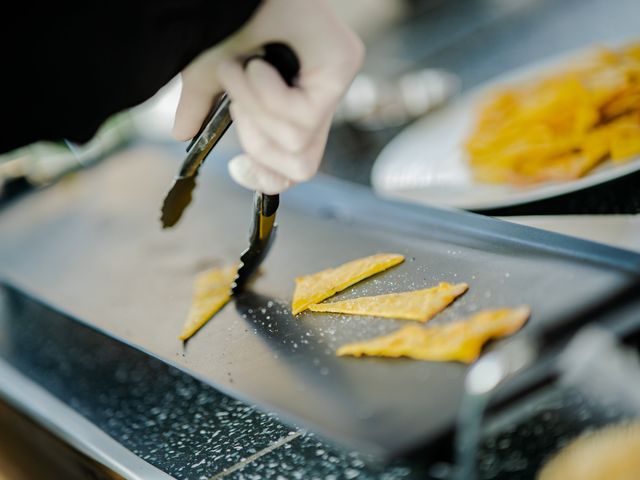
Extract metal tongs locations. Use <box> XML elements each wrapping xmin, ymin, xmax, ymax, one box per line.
<box><xmin>232</xmin><ymin>192</ymin><xmax>280</xmax><ymax>294</ymax></box>
<box><xmin>160</xmin><ymin>43</ymin><xmax>300</xmax><ymax>293</ymax></box>
<box><xmin>160</xmin><ymin>93</ymin><xmax>232</xmax><ymax>229</ymax></box>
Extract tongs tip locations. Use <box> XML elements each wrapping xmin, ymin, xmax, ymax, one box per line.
<box><xmin>231</xmin><ymin>192</ymin><xmax>279</xmax><ymax>295</ymax></box>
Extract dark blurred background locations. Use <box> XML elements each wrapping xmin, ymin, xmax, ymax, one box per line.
<box><xmin>2</xmin><ymin>0</ymin><xmax>639</xmax><ymax>214</ymax></box>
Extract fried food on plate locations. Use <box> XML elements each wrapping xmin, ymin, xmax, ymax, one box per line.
<box><xmin>292</xmin><ymin>253</ymin><xmax>404</xmax><ymax>315</ymax></box>
<box><xmin>337</xmin><ymin>306</ymin><xmax>530</xmax><ymax>363</ymax></box>
<box><xmin>179</xmin><ymin>264</ymin><xmax>236</xmax><ymax>341</ymax></box>
<box><xmin>309</xmin><ymin>282</ymin><xmax>468</xmax><ymax>322</ymax></box>
<box><xmin>465</xmin><ymin>41</ymin><xmax>640</xmax><ymax>185</ymax></box>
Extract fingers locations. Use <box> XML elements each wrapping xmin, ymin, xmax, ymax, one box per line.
<box><xmin>244</xmin><ymin>60</ymin><xmax>316</xmax><ymax>126</ymax></box>
<box><xmin>218</xmin><ymin>57</ymin><xmax>339</xmax><ymax>192</ymax></box>
<box><xmin>173</xmin><ymin>55</ymin><xmax>331</xmax><ymax>194</ymax></box>
<box><xmin>228</xmin><ymin>154</ymin><xmax>292</xmax><ymax>195</ymax></box>
<box><xmin>219</xmin><ymin>59</ymin><xmax>316</xmax><ymax>153</ymax></box>
<box><xmin>231</xmin><ymin>103</ymin><xmax>330</xmax><ymax>184</ymax></box>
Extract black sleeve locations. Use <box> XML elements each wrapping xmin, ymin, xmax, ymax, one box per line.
<box><xmin>1</xmin><ymin>0</ymin><xmax>261</xmax><ymax>154</ymax></box>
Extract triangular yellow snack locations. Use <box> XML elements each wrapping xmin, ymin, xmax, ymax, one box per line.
<box><xmin>179</xmin><ymin>264</ymin><xmax>236</xmax><ymax>341</ymax></box>
<box><xmin>292</xmin><ymin>253</ymin><xmax>404</xmax><ymax>315</ymax></box>
<box><xmin>309</xmin><ymin>282</ymin><xmax>468</xmax><ymax>322</ymax></box>
<box><xmin>337</xmin><ymin>306</ymin><xmax>530</xmax><ymax>363</ymax></box>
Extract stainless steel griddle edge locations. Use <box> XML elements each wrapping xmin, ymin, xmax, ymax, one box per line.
<box><xmin>290</xmin><ymin>175</ymin><xmax>640</xmax><ymax>275</ymax></box>
<box><xmin>0</xmin><ymin>355</ymin><xmax>175</xmax><ymax>480</ymax></box>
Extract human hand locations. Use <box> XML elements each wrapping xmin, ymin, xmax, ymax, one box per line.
<box><xmin>172</xmin><ymin>0</ymin><xmax>364</xmax><ymax>194</ymax></box>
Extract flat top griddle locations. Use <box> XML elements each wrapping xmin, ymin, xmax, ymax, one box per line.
<box><xmin>0</xmin><ymin>145</ymin><xmax>638</xmax><ymax>458</ymax></box>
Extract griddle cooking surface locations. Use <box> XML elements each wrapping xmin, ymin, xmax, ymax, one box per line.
<box><xmin>0</xmin><ymin>146</ymin><xmax>638</xmax><ymax>457</ymax></box>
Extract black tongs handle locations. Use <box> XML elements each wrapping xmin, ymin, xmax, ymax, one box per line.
<box><xmin>260</xmin><ymin>42</ymin><xmax>300</xmax><ymax>87</ymax></box>
<box><xmin>260</xmin><ymin>192</ymin><xmax>280</xmax><ymax>217</ymax></box>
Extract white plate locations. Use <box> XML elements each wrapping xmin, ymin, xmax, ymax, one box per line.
<box><xmin>371</xmin><ymin>40</ymin><xmax>640</xmax><ymax>211</ymax></box>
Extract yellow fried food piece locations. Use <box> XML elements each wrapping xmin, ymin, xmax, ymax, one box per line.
<box><xmin>337</xmin><ymin>306</ymin><xmax>530</xmax><ymax>363</ymax></box>
<box><xmin>179</xmin><ymin>264</ymin><xmax>236</xmax><ymax>341</ymax></box>
<box><xmin>308</xmin><ymin>282</ymin><xmax>468</xmax><ymax>322</ymax></box>
<box><xmin>510</xmin><ymin>152</ymin><xmax>605</xmax><ymax>185</ymax></box>
<box><xmin>465</xmin><ymin>42</ymin><xmax>640</xmax><ymax>185</ymax></box>
<box><xmin>292</xmin><ymin>253</ymin><xmax>405</xmax><ymax>315</ymax></box>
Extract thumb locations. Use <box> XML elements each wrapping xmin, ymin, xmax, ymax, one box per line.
<box><xmin>172</xmin><ymin>66</ymin><xmax>224</xmax><ymax>141</ymax></box>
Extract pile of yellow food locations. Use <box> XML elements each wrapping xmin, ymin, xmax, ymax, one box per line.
<box><xmin>465</xmin><ymin>42</ymin><xmax>640</xmax><ymax>185</ymax></box>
